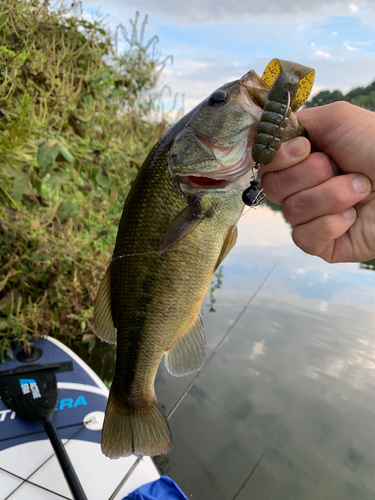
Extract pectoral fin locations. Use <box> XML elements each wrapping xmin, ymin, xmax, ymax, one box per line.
<box><xmin>159</xmin><ymin>197</ymin><xmax>205</xmax><ymax>255</ymax></box>
<box><xmin>165</xmin><ymin>312</ymin><xmax>206</xmax><ymax>377</ymax></box>
<box><xmin>214</xmin><ymin>225</ymin><xmax>238</xmax><ymax>272</ymax></box>
<box><xmin>93</xmin><ymin>265</ymin><xmax>117</xmax><ymax>344</ymax></box>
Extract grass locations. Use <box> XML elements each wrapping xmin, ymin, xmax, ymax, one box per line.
<box><xmin>0</xmin><ymin>0</ymin><xmax>171</xmax><ymax>361</ymax></box>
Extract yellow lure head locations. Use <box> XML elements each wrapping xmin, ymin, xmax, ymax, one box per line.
<box><xmin>261</xmin><ymin>58</ymin><xmax>315</xmax><ymax>112</ymax></box>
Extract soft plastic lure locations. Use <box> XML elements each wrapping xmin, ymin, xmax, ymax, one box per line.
<box><xmin>242</xmin><ymin>59</ymin><xmax>315</xmax><ymax>207</ymax></box>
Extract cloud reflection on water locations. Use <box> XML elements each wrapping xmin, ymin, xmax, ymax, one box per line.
<box><xmin>154</xmin><ymin>201</ymin><xmax>375</xmax><ymax>499</ymax></box>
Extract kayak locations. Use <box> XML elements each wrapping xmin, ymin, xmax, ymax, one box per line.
<box><xmin>0</xmin><ymin>336</ymin><xmax>160</xmax><ymax>500</ymax></box>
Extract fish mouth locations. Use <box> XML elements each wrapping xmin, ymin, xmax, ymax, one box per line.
<box><xmin>181</xmin><ymin>176</ymin><xmax>230</xmax><ymax>190</ymax></box>
<box><xmin>177</xmin><ymin>134</ymin><xmax>254</xmax><ymax>191</ymax></box>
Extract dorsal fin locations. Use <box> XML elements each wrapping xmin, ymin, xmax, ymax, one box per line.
<box><xmin>93</xmin><ymin>264</ymin><xmax>117</xmax><ymax>344</ymax></box>
<box><xmin>164</xmin><ymin>312</ymin><xmax>206</xmax><ymax>377</ymax></box>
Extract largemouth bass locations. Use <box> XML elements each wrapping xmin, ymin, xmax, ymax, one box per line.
<box><xmin>94</xmin><ymin>61</ymin><xmax>314</xmax><ymax>459</ymax></box>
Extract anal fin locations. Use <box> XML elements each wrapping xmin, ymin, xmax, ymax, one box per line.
<box><xmin>93</xmin><ymin>264</ymin><xmax>117</xmax><ymax>344</ymax></box>
<box><xmin>165</xmin><ymin>312</ymin><xmax>206</xmax><ymax>377</ymax></box>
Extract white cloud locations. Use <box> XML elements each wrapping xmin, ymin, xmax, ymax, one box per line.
<box><xmin>83</xmin><ymin>0</ymin><xmax>375</xmax><ymax>26</ymax></box>
<box><xmin>312</xmin><ymin>50</ymin><xmax>330</xmax><ymax>58</ymax></box>
<box><xmin>344</xmin><ymin>42</ymin><xmax>359</xmax><ymax>51</ymax></box>
<box><xmin>79</xmin><ymin>0</ymin><xmax>375</xmax><ymax>115</ymax></box>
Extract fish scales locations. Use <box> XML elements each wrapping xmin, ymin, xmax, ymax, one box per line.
<box><xmin>111</xmin><ymin>148</ymin><xmax>242</xmax><ymax>399</ymax></box>
<box><xmin>94</xmin><ymin>59</ymin><xmax>314</xmax><ymax>459</ymax></box>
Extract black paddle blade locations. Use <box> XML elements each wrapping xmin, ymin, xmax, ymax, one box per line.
<box><xmin>0</xmin><ymin>367</ymin><xmax>57</xmax><ymax>421</ymax></box>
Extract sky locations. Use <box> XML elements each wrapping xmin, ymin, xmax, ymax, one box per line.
<box><xmin>80</xmin><ymin>0</ymin><xmax>375</xmax><ymax>113</ymax></box>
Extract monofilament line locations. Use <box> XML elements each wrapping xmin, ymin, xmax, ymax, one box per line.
<box><xmin>111</xmin><ymin>246</ymin><xmax>181</xmax><ymax>262</ymax></box>
<box><xmin>108</xmin><ymin>457</ymin><xmax>143</xmax><ymax>500</ymax></box>
<box><xmin>111</xmin><ymin>250</ymin><xmax>161</xmax><ymax>261</ymax></box>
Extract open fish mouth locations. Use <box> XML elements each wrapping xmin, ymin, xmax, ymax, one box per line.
<box><xmin>177</xmin><ymin>134</ymin><xmax>254</xmax><ymax>190</ymax></box>
<box><xmin>182</xmin><ymin>176</ymin><xmax>230</xmax><ymax>190</ymax></box>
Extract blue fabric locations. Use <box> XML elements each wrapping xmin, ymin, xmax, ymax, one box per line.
<box><xmin>124</xmin><ymin>476</ymin><xmax>188</xmax><ymax>500</ymax></box>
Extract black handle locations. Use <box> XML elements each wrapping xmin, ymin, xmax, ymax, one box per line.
<box><xmin>43</xmin><ymin>418</ymin><xmax>88</xmax><ymax>500</ymax></box>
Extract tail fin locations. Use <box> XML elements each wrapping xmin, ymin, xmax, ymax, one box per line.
<box><xmin>101</xmin><ymin>388</ymin><xmax>172</xmax><ymax>459</ymax></box>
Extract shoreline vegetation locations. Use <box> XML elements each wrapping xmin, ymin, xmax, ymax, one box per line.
<box><xmin>0</xmin><ymin>0</ymin><xmax>176</xmax><ymax>361</ymax></box>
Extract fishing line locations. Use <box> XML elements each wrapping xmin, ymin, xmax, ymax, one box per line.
<box><xmin>240</xmin><ymin>206</ymin><xmax>255</xmax><ymax>218</ymax></box>
<box><xmin>111</xmin><ymin>246</ymin><xmax>183</xmax><ymax>261</ymax></box>
<box><xmin>230</xmin><ymin>453</ymin><xmax>264</xmax><ymax>500</ymax></box>
<box><xmin>110</xmin><ymin>193</ymin><xmax>266</xmax><ymax>261</ymax></box>
<box><xmin>111</xmin><ymin>250</ymin><xmax>161</xmax><ymax>261</ymax></box>
<box><xmin>167</xmin><ymin>258</ymin><xmax>281</xmax><ymax>421</ymax></box>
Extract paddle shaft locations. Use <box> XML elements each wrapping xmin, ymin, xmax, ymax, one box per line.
<box><xmin>43</xmin><ymin>418</ymin><xmax>88</xmax><ymax>500</ymax></box>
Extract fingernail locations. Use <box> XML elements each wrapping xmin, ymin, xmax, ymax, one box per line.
<box><xmin>343</xmin><ymin>207</ymin><xmax>356</xmax><ymax>220</ymax></box>
<box><xmin>352</xmin><ymin>174</ymin><xmax>371</xmax><ymax>194</ymax></box>
<box><xmin>285</xmin><ymin>137</ymin><xmax>309</xmax><ymax>158</ymax></box>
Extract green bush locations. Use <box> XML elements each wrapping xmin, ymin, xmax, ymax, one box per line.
<box><xmin>0</xmin><ymin>0</ymin><xmax>169</xmax><ymax>360</ymax></box>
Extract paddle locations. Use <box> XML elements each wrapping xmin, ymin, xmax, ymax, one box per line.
<box><xmin>0</xmin><ymin>363</ymin><xmax>88</xmax><ymax>500</ymax></box>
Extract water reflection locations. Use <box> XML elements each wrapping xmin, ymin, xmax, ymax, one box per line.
<box><xmin>84</xmin><ymin>203</ymin><xmax>375</xmax><ymax>499</ymax></box>
<box><xmin>154</xmin><ymin>204</ymin><xmax>375</xmax><ymax>500</ymax></box>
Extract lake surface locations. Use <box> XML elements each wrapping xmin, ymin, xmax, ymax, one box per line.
<box><xmin>83</xmin><ymin>202</ymin><xmax>375</xmax><ymax>500</ymax></box>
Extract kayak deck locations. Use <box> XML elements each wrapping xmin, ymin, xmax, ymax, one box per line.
<box><xmin>0</xmin><ymin>336</ymin><xmax>159</xmax><ymax>500</ymax></box>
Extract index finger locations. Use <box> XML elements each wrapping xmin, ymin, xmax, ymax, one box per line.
<box><xmin>258</xmin><ymin>136</ymin><xmax>311</xmax><ymax>176</ymax></box>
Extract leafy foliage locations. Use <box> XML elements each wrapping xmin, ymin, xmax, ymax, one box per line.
<box><xmin>0</xmin><ymin>0</ymin><xmax>170</xmax><ymax>361</ymax></box>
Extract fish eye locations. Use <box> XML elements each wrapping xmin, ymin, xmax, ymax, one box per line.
<box><xmin>207</xmin><ymin>90</ymin><xmax>228</xmax><ymax>106</ymax></box>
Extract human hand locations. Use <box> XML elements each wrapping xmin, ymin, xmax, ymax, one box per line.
<box><xmin>260</xmin><ymin>102</ymin><xmax>375</xmax><ymax>263</ymax></box>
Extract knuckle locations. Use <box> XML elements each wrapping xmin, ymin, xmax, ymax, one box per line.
<box><xmin>283</xmin><ymin>194</ymin><xmax>304</xmax><ymax>224</ymax></box>
<box><xmin>292</xmin><ymin>225</ymin><xmax>314</xmax><ymax>254</ymax></box>
<box><xmin>332</xmin><ymin>177</ymin><xmax>356</xmax><ymax>206</ymax></box>
<box><xmin>318</xmin><ymin>177</ymin><xmax>351</xmax><ymax>211</ymax></box>
<box><xmin>311</xmin><ymin>152</ymin><xmax>336</xmax><ymax>182</ymax></box>
<box><xmin>292</xmin><ymin>224</ymin><xmax>322</xmax><ymax>256</ymax></box>
<box><xmin>328</xmin><ymin>100</ymin><xmax>352</xmax><ymax>115</ymax></box>
<box><xmin>261</xmin><ymin>172</ymin><xmax>284</xmax><ymax>203</ymax></box>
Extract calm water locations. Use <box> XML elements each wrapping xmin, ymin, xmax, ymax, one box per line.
<box><xmin>82</xmin><ymin>202</ymin><xmax>375</xmax><ymax>500</ymax></box>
